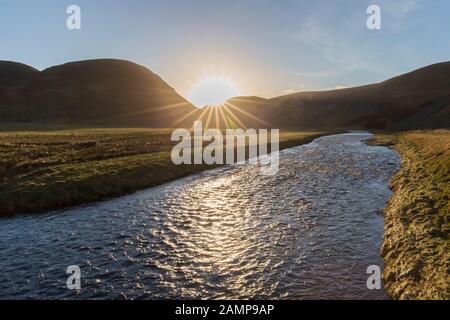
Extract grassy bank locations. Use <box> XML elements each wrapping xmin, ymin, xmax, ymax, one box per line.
<box><xmin>372</xmin><ymin>130</ymin><xmax>449</xmax><ymax>300</ymax></box>
<box><xmin>0</xmin><ymin>127</ymin><xmax>331</xmax><ymax>217</ymax></box>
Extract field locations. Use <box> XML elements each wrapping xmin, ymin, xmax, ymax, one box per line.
<box><xmin>372</xmin><ymin>130</ymin><xmax>449</xmax><ymax>300</ymax></box>
<box><xmin>0</xmin><ymin>126</ymin><xmax>331</xmax><ymax>216</ymax></box>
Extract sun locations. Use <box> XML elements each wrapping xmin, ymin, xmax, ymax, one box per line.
<box><xmin>189</xmin><ymin>77</ymin><xmax>240</xmax><ymax>108</ymax></box>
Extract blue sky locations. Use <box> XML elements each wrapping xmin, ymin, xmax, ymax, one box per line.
<box><xmin>0</xmin><ymin>0</ymin><xmax>449</xmax><ymax>99</ymax></box>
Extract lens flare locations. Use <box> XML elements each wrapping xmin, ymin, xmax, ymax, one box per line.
<box><xmin>189</xmin><ymin>77</ymin><xmax>240</xmax><ymax>108</ymax></box>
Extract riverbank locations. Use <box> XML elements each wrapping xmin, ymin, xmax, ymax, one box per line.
<box><xmin>0</xmin><ymin>127</ymin><xmax>331</xmax><ymax>217</ymax></box>
<box><xmin>0</xmin><ymin>132</ymin><xmax>395</xmax><ymax>300</ymax></box>
<box><xmin>371</xmin><ymin>130</ymin><xmax>449</xmax><ymax>300</ymax></box>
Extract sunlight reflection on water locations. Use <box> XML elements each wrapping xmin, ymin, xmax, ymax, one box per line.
<box><xmin>0</xmin><ymin>133</ymin><xmax>400</xmax><ymax>299</ymax></box>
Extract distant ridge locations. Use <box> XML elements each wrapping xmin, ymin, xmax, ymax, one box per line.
<box><xmin>227</xmin><ymin>62</ymin><xmax>450</xmax><ymax>130</ymax></box>
<box><xmin>0</xmin><ymin>59</ymin><xmax>449</xmax><ymax>129</ymax></box>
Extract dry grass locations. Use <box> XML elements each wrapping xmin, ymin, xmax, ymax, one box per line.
<box><xmin>372</xmin><ymin>130</ymin><xmax>449</xmax><ymax>300</ymax></box>
<box><xmin>0</xmin><ymin>126</ymin><xmax>329</xmax><ymax>216</ymax></box>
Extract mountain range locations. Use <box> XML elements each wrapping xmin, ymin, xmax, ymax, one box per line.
<box><xmin>0</xmin><ymin>59</ymin><xmax>449</xmax><ymax>130</ymax></box>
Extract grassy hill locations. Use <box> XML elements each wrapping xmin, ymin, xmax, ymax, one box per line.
<box><xmin>0</xmin><ymin>59</ymin><xmax>197</xmax><ymax>127</ymax></box>
<box><xmin>0</xmin><ymin>61</ymin><xmax>38</xmax><ymax>87</ymax></box>
<box><xmin>0</xmin><ymin>59</ymin><xmax>449</xmax><ymax>130</ymax></box>
<box><xmin>227</xmin><ymin>62</ymin><xmax>450</xmax><ymax>130</ymax></box>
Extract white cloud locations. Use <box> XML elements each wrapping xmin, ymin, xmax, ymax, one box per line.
<box><xmin>281</xmin><ymin>84</ymin><xmax>305</xmax><ymax>95</ymax></box>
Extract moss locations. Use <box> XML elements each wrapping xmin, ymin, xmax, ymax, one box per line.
<box><xmin>372</xmin><ymin>130</ymin><xmax>449</xmax><ymax>300</ymax></box>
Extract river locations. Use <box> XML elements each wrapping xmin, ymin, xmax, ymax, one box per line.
<box><xmin>0</xmin><ymin>132</ymin><xmax>400</xmax><ymax>299</ymax></box>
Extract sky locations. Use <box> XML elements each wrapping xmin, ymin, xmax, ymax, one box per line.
<box><xmin>1</xmin><ymin>0</ymin><xmax>449</xmax><ymax>103</ymax></box>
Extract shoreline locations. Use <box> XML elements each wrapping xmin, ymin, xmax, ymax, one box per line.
<box><xmin>371</xmin><ymin>130</ymin><xmax>449</xmax><ymax>300</ymax></box>
<box><xmin>0</xmin><ymin>129</ymin><xmax>333</xmax><ymax>217</ymax></box>
<box><xmin>0</xmin><ymin>131</ymin><xmax>400</xmax><ymax>300</ymax></box>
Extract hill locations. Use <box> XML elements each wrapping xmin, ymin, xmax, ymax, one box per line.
<box><xmin>0</xmin><ymin>60</ymin><xmax>449</xmax><ymax>130</ymax></box>
<box><xmin>227</xmin><ymin>62</ymin><xmax>450</xmax><ymax>130</ymax></box>
<box><xmin>0</xmin><ymin>59</ymin><xmax>197</xmax><ymax>127</ymax></box>
<box><xmin>0</xmin><ymin>61</ymin><xmax>38</xmax><ymax>87</ymax></box>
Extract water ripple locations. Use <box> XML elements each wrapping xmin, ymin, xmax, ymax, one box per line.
<box><xmin>0</xmin><ymin>133</ymin><xmax>400</xmax><ymax>299</ymax></box>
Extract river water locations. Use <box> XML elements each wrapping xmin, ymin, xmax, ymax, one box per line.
<box><xmin>0</xmin><ymin>133</ymin><xmax>400</xmax><ymax>299</ymax></box>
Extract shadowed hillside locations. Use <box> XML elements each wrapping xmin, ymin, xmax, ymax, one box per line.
<box><xmin>0</xmin><ymin>61</ymin><xmax>38</xmax><ymax>87</ymax></box>
<box><xmin>0</xmin><ymin>60</ymin><xmax>449</xmax><ymax>129</ymax></box>
<box><xmin>227</xmin><ymin>62</ymin><xmax>450</xmax><ymax>130</ymax></box>
<box><xmin>0</xmin><ymin>59</ymin><xmax>197</xmax><ymax>127</ymax></box>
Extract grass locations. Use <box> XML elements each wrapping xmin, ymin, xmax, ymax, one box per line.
<box><xmin>371</xmin><ymin>130</ymin><xmax>449</xmax><ymax>300</ymax></box>
<box><xmin>0</xmin><ymin>126</ymin><xmax>331</xmax><ymax>216</ymax></box>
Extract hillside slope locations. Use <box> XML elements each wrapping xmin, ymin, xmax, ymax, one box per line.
<box><xmin>1</xmin><ymin>60</ymin><xmax>449</xmax><ymax>129</ymax></box>
<box><xmin>0</xmin><ymin>59</ymin><xmax>197</xmax><ymax>127</ymax></box>
<box><xmin>0</xmin><ymin>61</ymin><xmax>38</xmax><ymax>87</ymax></box>
<box><xmin>228</xmin><ymin>62</ymin><xmax>450</xmax><ymax>129</ymax></box>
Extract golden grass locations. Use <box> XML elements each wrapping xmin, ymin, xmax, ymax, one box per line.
<box><xmin>0</xmin><ymin>127</ymin><xmax>330</xmax><ymax>216</ymax></box>
<box><xmin>372</xmin><ymin>130</ymin><xmax>449</xmax><ymax>300</ymax></box>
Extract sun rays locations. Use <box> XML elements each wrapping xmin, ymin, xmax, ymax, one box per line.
<box><xmin>101</xmin><ymin>90</ymin><xmax>271</xmax><ymax>131</ymax></box>
<box><xmin>169</xmin><ymin>101</ymin><xmax>271</xmax><ymax>131</ymax></box>
<box><xmin>102</xmin><ymin>69</ymin><xmax>271</xmax><ymax>130</ymax></box>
